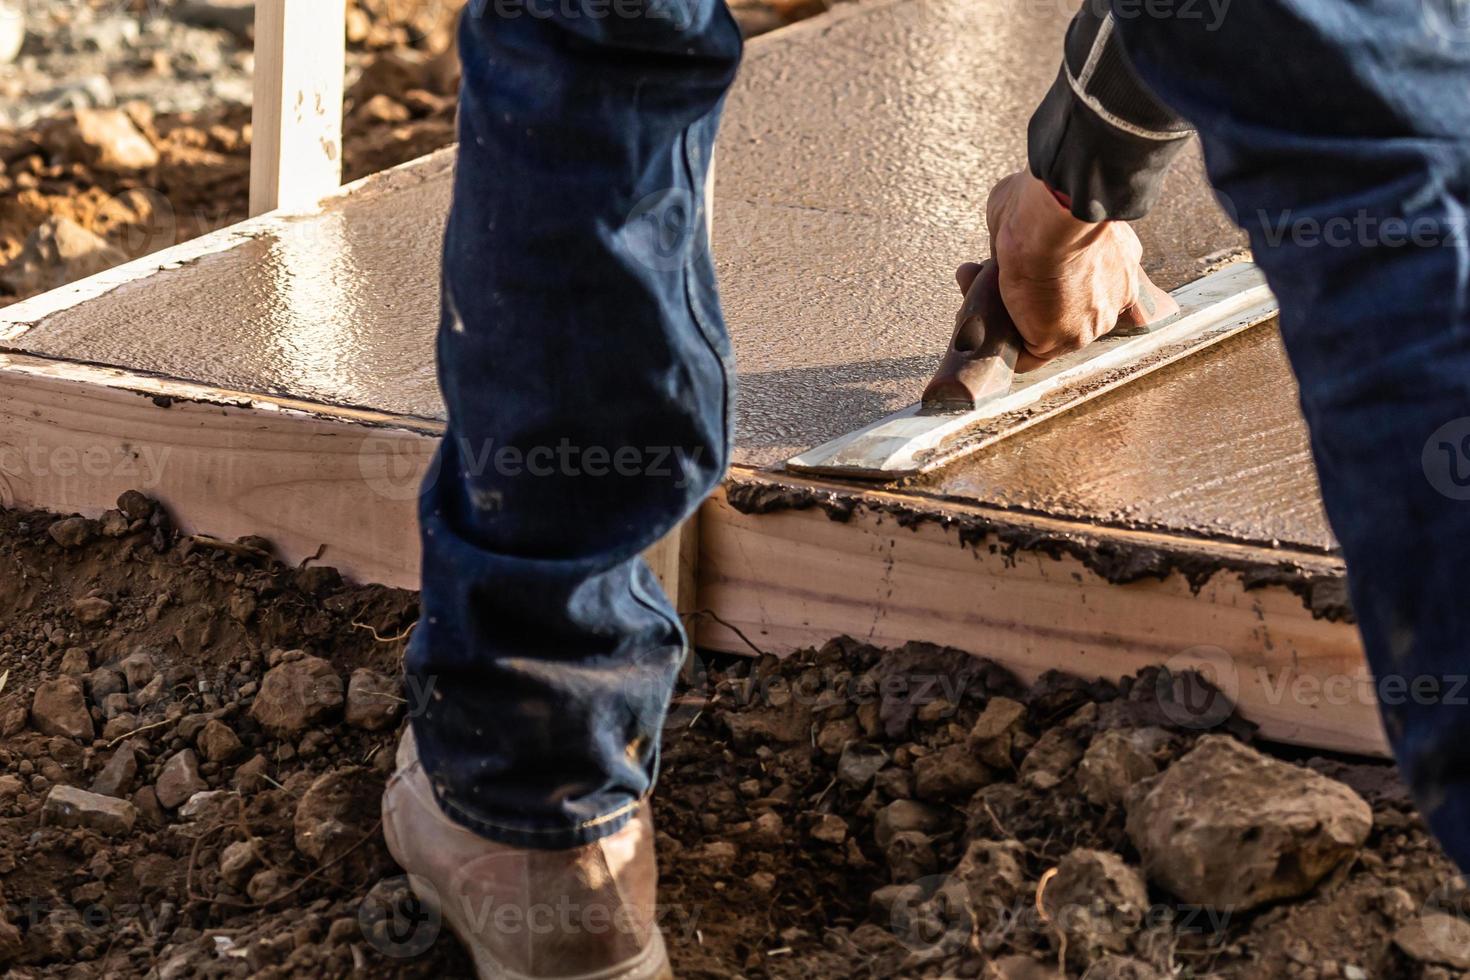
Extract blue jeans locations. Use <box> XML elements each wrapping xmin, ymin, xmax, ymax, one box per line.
<box><xmin>1111</xmin><ymin>0</ymin><xmax>1470</xmax><ymax>871</ymax></box>
<box><xmin>413</xmin><ymin>0</ymin><xmax>1470</xmax><ymax>876</ymax></box>
<box><xmin>405</xmin><ymin>0</ymin><xmax>741</xmax><ymax>848</ymax></box>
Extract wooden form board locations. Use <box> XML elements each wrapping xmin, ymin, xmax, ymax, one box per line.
<box><xmin>694</xmin><ymin>476</ymin><xmax>1383</xmax><ymax>757</ymax></box>
<box><xmin>249</xmin><ymin>0</ymin><xmax>348</xmax><ymax>216</ymax></box>
<box><xmin>0</xmin><ymin>351</ymin><xmax>699</xmax><ymax>612</ymax></box>
<box><xmin>0</xmin><ymin>349</ymin><xmax>1379</xmax><ymax>755</ymax></box>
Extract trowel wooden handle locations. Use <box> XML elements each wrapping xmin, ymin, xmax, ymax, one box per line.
<box><xmin>921</xmin><ymin>260</ymin><xmax>1025</xmax><ymax>410</ymax></box>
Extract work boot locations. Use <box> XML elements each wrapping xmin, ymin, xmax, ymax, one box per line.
<box><xmin>382</xmin><ymin>729</ymin><xmax>673</xmax><ymax>980</ymax></box>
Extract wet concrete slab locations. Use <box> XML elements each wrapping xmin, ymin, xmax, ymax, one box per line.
<box><xmin>6</xmin><ymin>0</ymin><xmax>1243</xmax><ymax>438</ymax></box>
<box><xmin>0</xmin><ymin>0</ymin><xmax>1320</xmax><ymax>553</ymax></box>
<box><xmin>910</xmin><ymin>325</ymin><xmax>1336</xmax><ymax>552</ymax></box>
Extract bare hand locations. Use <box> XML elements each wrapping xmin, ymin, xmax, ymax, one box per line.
<box><xmin>967</xmin><ymin>171</ymin><xmax>1176</xmax><ymax>372</ymax></box>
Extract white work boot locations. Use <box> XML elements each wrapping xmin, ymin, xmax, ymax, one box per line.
<box><xmin>382</xmin><ymin>729</ymin><xmax>673</xmax><ymax>980</ymax></box>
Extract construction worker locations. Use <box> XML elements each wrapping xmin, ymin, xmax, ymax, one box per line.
<box><xmin>381</xmin><ymin>0</ymin><xmax>1470</xmax><ymax>975</ymax></box>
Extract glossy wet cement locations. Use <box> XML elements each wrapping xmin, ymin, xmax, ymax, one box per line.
<box><xmin>912</xmin><ymin>324</ymin><xmax>1335</xmax><ymax>552</ymax></box>
<box><xmin>0</xmin><ymin>0</ymin><xmax>1322</xmax><ymax>553</ymax></box>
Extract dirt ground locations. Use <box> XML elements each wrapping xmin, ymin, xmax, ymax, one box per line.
<box><xmin>0</xmin><ymin>494</ymin><xmax>1466</xmax><ymax>979</ymax></box>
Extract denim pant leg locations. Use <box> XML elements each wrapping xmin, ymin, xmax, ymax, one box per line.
<box><xmin>1111</xmin><ymin>0</ymin><xmax>1470</xmax><ymax>870</ymax></box>
<box><xmin>406</xmin><ymin>0</ymin><xmax>742</xmax><ymax>849</ymax></box>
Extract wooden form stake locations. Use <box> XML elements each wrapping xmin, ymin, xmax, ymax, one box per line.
<box><xmin>249</xmin><ymin>0</ymin><xmax>347</xmax><ymax>216</ymax></box>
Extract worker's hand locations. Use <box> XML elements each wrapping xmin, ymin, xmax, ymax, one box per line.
<box><xmin>969</xmin><ymin>171</ymin><xmax>1177</xmax><ymax>372</ymax></box>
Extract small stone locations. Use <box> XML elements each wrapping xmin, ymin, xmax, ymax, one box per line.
<box><xmin>694</xmin><ymin>841</ymin><xmax>738</xmax><ymax>866</ymax></box>
<box><xmin>247</xmin><ymin>868</ymin><xmax>287</xmax><ymax>904</ymax></box>
<box><xmin>100</xmin><ymin>692</ymin><xmax>132</xmax><ymax>719</ymax></box>
<box><xmin>72</xmin><ymin>596</ymin><xmax>115</xmax><ymax>625</ymax></box>
<box><xmin>345</xmin><ymin>668</ymin><xmax>403</xmax><ymax>731</ymax></box>
<box><xmin>250</xmin><ymin>655</ymin><xmax>344</xmax><ymax>736</ymax></box>
<box><xmin>747</xmin><ymin>871</ymin><xmax>777</xmax><ymax>894</ymax></box>
<box><xmin>884</xmin><ymin>830</ymin><xmax>937</xmax><ymax>882</ymax></box>
<box><xmin>116</xmin><ymin>491</ymin><xmax>154</xmax><ymax>522</ymax></box>
<box><xmin>119</xmin><ymin>652</ymin><xmax>157</xmax><ymax>692</ymax></box>
<box><xmin>178</xmin><ymin>790</ymin><xmax>235</xmax><ymax>822</ymax></box>
<box><xmin>968</xmin><ymin>697</ymin><xmax>1027</xmax><ymax>768</ymax></box>
<box><xmin>913</xmin><ymin>743</ymin><xmax>994</xmax><ymax>801</ymax></box>
<box><xmin>48</xmin><ymin>517</ymin><xmax>96</xmax><ymax>549</ymax></box>
<box><xmin>98</xmin><ymin>509</ymin><xmax>130</xmax><ymax>537</ymax></box>
<box><xmin>0</xmin><ymin>218</ymin><xmax>128</xmax><ymax>297</ymax></box>
<box><xmin>61</xmin><ymin>107</ymin><xmax>160</xmax><ymax>172</ymax></box>
<box><xmin>0</xmin><ymin>775</ymin><xmax>24</xmax><ymax>800</ymax></box>
<box><xmin>1078</xmin><ymin>730</ymin><xmax>1161</xmax><ymax>808</ymax></box>
<box><xmin>750</xmin><ymin>811</ymin><xmax>785</xmax><ymax>844</ymax></box>
<box><xmin>1393</xmin><ymin>913</ymin><xmax>1470</xmax><ymax>970</ymax></box>
<box><xmin>196</xmin><ymin>719</ymin><xmax>242</xmax><ymax>762</ymax></box>
<box><xmin>91</xmin><ymin>745</ymin><xmax>139</xmax><ymax>798</ymax></box>
<box><xmin>1125</xmin><ymin>736</ymin><xmax>1371</xmax><ymax>910</ymax></box>
<box><xmin>85</xmin><ymin>667</ymin><xmax>125</xmax><ymax>701</ymax></box>
<box><xmin>58</xmin><ymin>648</ymin><xmax>91</xmax><ymax>676</ymax></box>
<box><xmin>873</xmin><ymin>799</ymin><xmax>945</xmax><ymax>849</ymax></box>
<box><xmin>816</xmin><ymin>716</ymin><xmax>861</xmax><ymax>757</ymax></box>
<box><xmin>101</xmin><ymin>713</ymin><xmax>138</xmax><ymax>741</ymax></box>
<box><xmin>155</xmin><ymin>749</ymin><xmax>207</xmax><ymax>809</ymax></box>
<box><xmin>1040</xmin><ymin>849</ymin><xmax>1150</xmax><ymax>967</ymax></box>
<box><xmin>234</xmin><ymin>754</ymin><xmax>271</xmax><ymax>792</ymax></box>
<box><xmin>837</xmin><ymin>742</ymin><xmax>889</xmax><ymax>789</ymax></box>
<box><xmin>31</xmin><ymin>676</ymin><xmax>96</xmax><ymax>740</ymax></box>
<box><xmin>809</xmin><ymin>813</ymin><xmax>848</xmax><ymax>844</ymax></box>
<box><xmin>294</xmin><ymin>767</ymin><xmax>380</xmax><ymax>866</ymax></box>
<box><xmin>219</xmin><ymin>840</ymin><xmax>258</xmax><ymax>888</ymax></box>
<box><xmin>131</xmin><ymin>786</ymin><xmax>165</xmax><ymax>827</ymax></box>
<box><xmin>1019</xmin><ymin>728</ymin><xmax>1084</xmax><ymax>791</ymax></box>
<box><xmin>355</xmin><ymin>93</ymin><xmax>412</xmax><ymax>123</ymax></box>
<box><xmin>42</xmin><ymin>784</ymin><xmax>138</xmax><ymax>835</ymax></box>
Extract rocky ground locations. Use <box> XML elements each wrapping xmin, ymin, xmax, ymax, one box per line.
<box><xmin>0</xmin><ymin>493</ymin><xmax>1466</xmax><ymax>978</ymax></box>
<box><xmin>0</xmin><ymin>0</ymin><xmax>813</xmax><ymax>305</ymax></box>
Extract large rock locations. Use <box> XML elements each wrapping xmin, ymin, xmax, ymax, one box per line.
<box><xmin>1125</xmin><ymin>736</ymin><xmax>1371</xmax><ymax>910</ymax></box>
<box><xmin>43</xmin><ymin>785</ymin><xmax>138</xmax><ymax>835</ymax></box>
<box><xmin>250</xmin><ymin>655</ymin><xmax>344</xmax><ymax>736</ymax></box>
<box><xmin>1</xmin><ymin>217</ymin><xmax>127</xmax><ymax>297</ymax></box>
<box><xmin>31</xmin><ymin>676</ymin><xmax>95</xmax><ymax>741</ymax></box>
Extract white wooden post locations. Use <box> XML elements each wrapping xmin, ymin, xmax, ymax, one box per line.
<box><xmin>249</xmin><ymin>0</ymin><xmax>347</xmax><ymax>216</ymax></box>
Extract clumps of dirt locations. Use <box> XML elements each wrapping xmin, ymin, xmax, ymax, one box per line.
<box><xmin>0</xmin><ymin>494</ymin><xmax>1465</xmax><ymax>978</ymax></box>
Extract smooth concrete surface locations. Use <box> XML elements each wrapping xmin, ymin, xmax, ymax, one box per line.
<box><xmin>913</xmin><ymin>325</ymin><xmax>1336</xmax><ymax>551</ymax></box>
<box><xmin>8</xmin><ymin>0</ymin><xmax>1243</xmax><ymax>439</ymax></box>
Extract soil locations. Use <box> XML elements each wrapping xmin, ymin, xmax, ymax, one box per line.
<box><xmin>0</xmin><ymin>494</ymin><xmax>1465</xmax><ymax>979</ymax></box>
